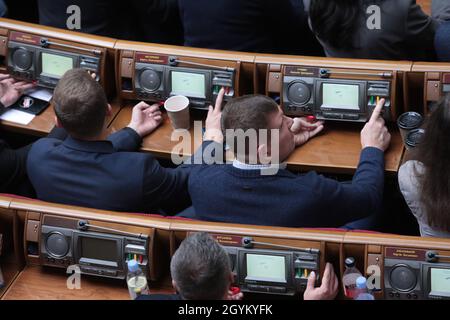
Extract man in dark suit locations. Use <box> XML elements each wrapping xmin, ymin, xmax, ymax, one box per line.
<box><xmin>304</xmin><ymin>0</ymin><xmax>450</xmax><ymax>61</ymax></box>
<box><xmin>178</xmin><ymin>0</ymin><xmax>322</xmax><ymax>55</ymax></box>
<box><xmin>137</xmin><ymin>232</ymin><xmax>338</xmax><ymax>300</ymax></box>
<box><xmin>27</xmin><ymin>69</ymin><xmax>220</xmax><ymax>214</ymax></box>
<box><xmin>37</xmin><ymin>0</ymin><xmax>182</xmax><ymax>44</ymax></box>
<box><xmin>0</xmin><ymin>74</ymin><xmax>34</xmax><ymax>194</ymax></box>
<box><xmin>188</xmin><ymin>95</ymin><xmax>391</xmax><ymax>229</ymax></box>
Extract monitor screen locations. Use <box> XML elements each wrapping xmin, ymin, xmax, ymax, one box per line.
<box><xmin>80</xmin><ymin>237</ymin><xmax>118</xmax><ymax>262</ymax></box>
<box><xmin>322</xmin><ymin>83</ymin><xmax>360</xmax><ymax>110</ymax></box>
<box><xmin>246</xmin><ymin>254</ymin><xmax>286</xmax><ymax>283</ymax></box>
<box><xmin>171</xmin><ymin>71</ymin><xmax>206</xmax><ymax>98</ymax></box>
<box><xmin>430</xmin><ymin>268</ymin><xmax>450</xmax><ymax>297</ymax></box>
<box><xmin>41</xmin><ymin>52</ymin><xmax>74</xmax><ymax>78</ymax></box>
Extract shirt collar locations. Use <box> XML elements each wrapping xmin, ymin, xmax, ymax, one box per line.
<box><xmin>232</xmin><ymin>159</ymin><xmax>287</xmax><ymax>171</ymax></box>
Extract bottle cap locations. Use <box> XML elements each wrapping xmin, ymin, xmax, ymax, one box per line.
<box><xmin>345</xmin><ymin>257</ymin><xmax>356</xmax><ymax>268</ymax></box>
<box><xmin>356</xmin><ymin>276</ymin><xmax>367</xmax><ymax>289</ymax></box>
<box><xmin>128</xmin><ymin>259</ymin><xmax>139</xmax><ymax>272</ymax></box>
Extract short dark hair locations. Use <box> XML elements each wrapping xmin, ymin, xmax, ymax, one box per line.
<box><xmin>170</xmin><ymin>232</ymin><xmax>231</xmax><ymax>300</ymax></box>
<box><xmin>53</xmin><ymin>68</ymin><xmax>108</xmax><ymax>139</ymax></box>
<box><xmin>221</xmin><ymin>95</ymin><xmax>279</xmax><ymax>158</ymax></box>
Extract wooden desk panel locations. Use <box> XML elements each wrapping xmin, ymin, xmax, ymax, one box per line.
<box><xmin>2</xmin><ymin>266</ymin><xmax>130</xmax><ymax>300</ymax></box>
<box><xmin>110</xmin><ymin>107</ymin><xmax>404</xmax><ymax>174</ymax></box>
<box><xmin>0</xmin><ymin>100</ymin><xmax>122</xmax><ymax>137</ymax></box>
<box><xmin>2</xmin><ymin>266</ymin><xmax>174</xmax><ymax>300</ymax></box>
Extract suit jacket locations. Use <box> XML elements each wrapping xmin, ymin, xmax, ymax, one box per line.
<box><xmin>304</xmin><ymin>0</ymin><xmax>448</xmax><ymax>61</ymax></box>
<box><xmin>188</xmin><ymin>147</ymin><xmax>385</xmax><ymax>228</ymax></box>
<box><xmin>178</xmin><ymin>0</ymin><xmax>320</xmax><ymax>55</ymax></box>
<box><xmin>37</xmin><ymin>0</ymin><xmax>182</xmax><ymax>44</ymax></box>
<box><xmin>27</xmin><ymin>128</ymin><xmax>197</xmax><ymax>214</ymax></box>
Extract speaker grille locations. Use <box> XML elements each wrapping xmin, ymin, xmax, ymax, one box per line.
<box><xmin>287</xmin><ymin>81</ymin><xmax>311</xmax><ymax>105</ymax></box>
<box><xmin>389</xmin><ymin>265</ymin><xmax>417</xmax><ymax>292</ymax></box>
<box><xmin>139</xmin><ymin>69</ymin><xmax>161</xmax><ymax>92</ymax></box>
<box><xmin>12</xmin><ymin>48</ymin><xmax>33</xmax><ymax>71</ymax></box>
<box><xmin>45</xmin><ymin>232</ymin><xmax>69</xmax><ymax>258</ymax></box>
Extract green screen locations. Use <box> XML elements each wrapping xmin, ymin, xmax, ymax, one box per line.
<box><xmin>322</xmin><ymin>83</ymin><xmax>360</xmax><ymax>110</ymax></box>
<box><xmin>41</xmin><ymin>52</ymin><xmax>74</xmax><ymax>78</ymax></box>
<box><xmin>431</xmin><ymin>268</ymin><xmax>450</xmax><ymax>295</ymax></box>
<box><xmin>246</xmin><ymin>254</ymin><xmax>286</xmax><ymax>283</ymax></box>
<box><xmin>171</xmin><ymin>71</ymin><xmax>206</xmax><ymax>98</ymax></box>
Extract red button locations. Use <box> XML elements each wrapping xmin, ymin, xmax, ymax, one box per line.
<box><xmin>306</xmin><ymin>116</ymin><xmax>316</xmax><ymax>123</ymax></box>
<box><xmin>230</xmin><ymin>286</ymin><xmax>241</xmax><ymax>294</ymax></box>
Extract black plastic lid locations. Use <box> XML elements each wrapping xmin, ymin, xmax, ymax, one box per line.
<box><xmin>345</xmin><ymin>257</ymin><xmax>356</xmax><ymax>268</ymax></box>
<box><xmin>397</xmin><ymin>112</ymin><xmax>423</xmax><ymax>130</ymax></box>
<box><xmin>406</xmin><ymin>129</ymin><xmax>426</xmax><ymax>148</ymax></box>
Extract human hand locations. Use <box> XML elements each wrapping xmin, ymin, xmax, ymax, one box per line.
<box><xmin>361</xmin><ymin>99</ymin><xmax>391</xmax><ymax>151</ymax></box>
<box><xmin>290</xmin><ymin>117</ymin><xmax>324</xmax><ymax>147</ymax></box>
<box><xmin>303</xmin><ymin>263</ymin><xmax>339</xmax><ymax>301</ymax></box>
<box><xmin>204</xmin><ymin>87</ymin><xmax>225</xmax><ymax>143</ymax></box>
<box><xmin>127</xmin><ymin>102</ymin><xmax>163</xmax><ymax>137</ymax></box>
<box><xmin>0</xmin><ymin>74</ymin><xmax>35</xmax><ymax>108</ymax></box>
<box><xmin>227</xmin><ymin>287</ymin><xmax>244</xmax><ymax>301</ymax></box>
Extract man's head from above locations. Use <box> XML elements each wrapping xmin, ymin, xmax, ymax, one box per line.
<box><xmin>53</xmin><ymin>68</ymin><xmax>110</xmax><ymax>140</ymax></box>
<box><xmin>170</xmin><ymin>232</ymin><xmax>233</xmax><ymax>300</ymax></box>
<box><xmin>221</xmin><ymin>94</ymin><xmax>296</xmax><ymax>164</ymax></box>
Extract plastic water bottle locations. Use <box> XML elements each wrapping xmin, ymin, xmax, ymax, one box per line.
<box><xmin>355</xmin><ymin>276</ymin><xmax>375</xmax><ymax>300</ymax></box>
<box><xmin>127</xmin><ymin>259</ymin><xmax>149</xmax><ymax>299</ymax></box>
<box><xmin>342</xmin><ymin>257</ymin><xmax>363</xmax><ymax>299</ymax></box>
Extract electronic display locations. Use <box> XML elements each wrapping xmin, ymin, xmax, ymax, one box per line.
<box><xmin>246</xmin><ymin>254</ymin><xmax>286</xmax><ymax>283</ymax></box>
<box><xmin>41</xmin><ymin>52</ymin><xmax>74</xmax><ymax>78</ymax></box>
<box><xmin>322</xmin><ymin>83</ymin><xmax>360</xmax><ymax>110</ymax></box>
<box><xmin>171</xmin><ymin>71</ymin><xmax>206</xmax><ymax>98</ymax></box>
<box><xmin>80</xmin><ymin>237</ymin><xmax>118</xmax><ymax>262</ymax></box>
<box><xmin>430</xmin><ymin>268</ymin><xmax>450</xmax><ymax>297</ymax></box>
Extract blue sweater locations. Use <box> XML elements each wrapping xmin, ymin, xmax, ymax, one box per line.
<box><xmin>188</xmin><ymin>147</ymin><xmax>384</xmax><ymax>228</ymax></box>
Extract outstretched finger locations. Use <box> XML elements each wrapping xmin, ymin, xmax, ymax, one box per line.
<box><xmin>0</xmin><ymin>74</ymin><xmax>11</xmax><ymax>81</ymax></box>
<box><xmin>14</xmin><ymin>82</ymin><xmax>35</xmax><ymax>92</ymax></box>
<box><xmin>214</xmin><ymin>88</ymin><xmax>225</xmax><ymax>113</ymax></box>
<box><xmin>369</xmin><ymin>98</ymin><xmax>385</xmax><ymax>124</ymax></box>
<box><xmin>308</xmin><ymin>124</ymin><xmax>325</xmax><ymax>139</ymax></box>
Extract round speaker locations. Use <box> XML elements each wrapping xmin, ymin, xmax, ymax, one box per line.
<box><xmin>45</xmin><ymin>232</ymin><xmax>69</xmax><ymax>258</ymax></box>
<box><xmin>12</xmin><ymin>48</ymin><xmax>33</xmax><ymax>71</ymax></box>
<box><xmin>287</xmin><ymin>81</ymin><xmax>311</xmax><ymax>106</ymax></box>
<box><xmin>139</xmin><ymin>69</ymin><xmax>161</xmax><ymax>92</ymax></box>
<box><xmin>389</xmin><ymin>265</ymin><xmax>417</xmax><ymax>292</ymax></box>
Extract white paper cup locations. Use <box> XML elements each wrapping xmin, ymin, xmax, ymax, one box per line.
<box><xmin>164</xmin><ymin>95</ymin><xmax>190</xmax><ymax>130</ymax></box>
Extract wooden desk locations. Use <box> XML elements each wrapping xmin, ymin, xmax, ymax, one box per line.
<box><xmin>110</xmin><ymin>107</ymin><xmax>404</xmax><ymax>175</ymax></box>
<box><xmin>0</xmin><ymin>100</ymin><xmax>123</xmax><ymax>137</ymax></box>
<box><xmin>0</xmin><ymin>261</ymin><xmax>21</xmax><ymax>299</ymax></box>
<box><xmin>2</xmin><ymin>265</ymin><xmax>174</xmax><ymax>300</ymax></box>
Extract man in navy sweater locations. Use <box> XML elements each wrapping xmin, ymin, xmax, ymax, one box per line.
<box><xmin>27</xmin><ymin>69</ymin><xmax>221</xmax><ymax>214</ymax></box>
<box><xmin>188</xmin><ymin>95</ymin><xmax>391</xmax><ymax>228</ymax></box>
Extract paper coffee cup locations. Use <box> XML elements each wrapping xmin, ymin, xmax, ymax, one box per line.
<box><xmin>164</xmin><ymin>95</ymin><xmax>190</xmax><ymax>130</ymax></box>
<box><xmin>397</xmin><ymin>112</ymin><xmax>423</xmax><ymax>145</ymax></box>
<box><xmin>405</xmin><ymin>128</ymin><xmax>425</xmax><ymax>150</ymax></box>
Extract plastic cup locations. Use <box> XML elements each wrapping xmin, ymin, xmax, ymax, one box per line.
<box><xmin>405</xmin><ymin>128</ymin><xmax>425</xmax><ymax>150</ymax></box>
<box><xmin>164</xmin><ymin>95</ymin><xmax>190</xmax><ymax>130</ymax></box>
<box><xmin>397</xmin><ymin>112</ymin><xmax>423</xmax><ymax>145</ymax></box>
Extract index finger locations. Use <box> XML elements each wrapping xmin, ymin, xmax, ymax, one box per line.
<box><xmin>0</xmin><ymin>74</ymin><xmax>11</xmax><ymax>81</ymax></box>
<box><xmin>214</xmin><ymin>87</ymin><xmax>225</xmax><ymax>113</ymax></box>
<box><xmin>369</xmin><ymin>98</ymin><xmax>385</xmax><ymax>124</ymax></box>
<box><xmin>321</xmin><ymin>263</ymin><xmax>333</xmax><ymax>287</ymax></box>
